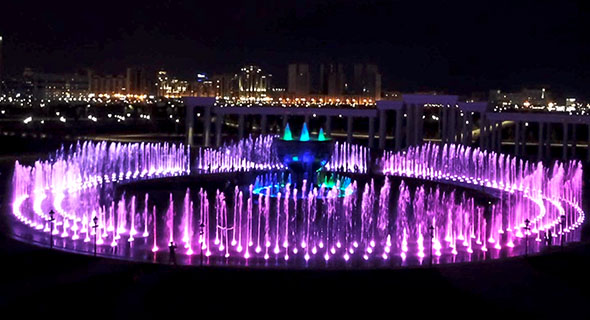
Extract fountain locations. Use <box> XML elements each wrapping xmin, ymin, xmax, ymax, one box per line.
<box><xmin>274</xmin><ymin>122</ymin><xmax>332</xmax><ymax>186</ymax></box>
<box><xmin>5</xmin><ymin>136</ymin><xmax>585</xmax><ymax>269</ymax></box>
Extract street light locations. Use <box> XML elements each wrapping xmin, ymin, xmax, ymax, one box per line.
<box><xmin>560</xmin><ymin>215</ymin><xmax>566</xmax><ymax>251</ymax></box>
<box><xmin>92</xmin><ymin>216</ymin><xmax>99</xmax><ymax>257</ymax></box>
<box><xmin>48</xmin><ymin>210</ymin><xmax>55</xmax><ymax>248</ymax></box>
<box><xmin>524</xmin><ymin>219</ymin><xmax>531</xmax><ymax>257</ymax></box>
<box><xmin>199</xmin><ymin>222</ymin><xmax>205</xmax><ymax>267</ymax></box>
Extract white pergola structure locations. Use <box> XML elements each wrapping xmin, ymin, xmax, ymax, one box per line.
<box><xmin>184</xmin><ymin>95</ymin><xmax>590</xmax><ymax>161</ymax></box>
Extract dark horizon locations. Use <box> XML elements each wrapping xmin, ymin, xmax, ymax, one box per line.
<box><xmin>1</xmin><ymin>0</ymin><xmax>588</xmax><ymax>97</ymax></box>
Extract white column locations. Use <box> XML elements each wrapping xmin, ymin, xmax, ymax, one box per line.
<box><xmin>378</xmin><ymin>110</ymin><xmax>386</xmax><ymax>149</ymax></box>
<box><xmin>203</xmin><ymin>106</ymin><xmax>212</xmax><ymax>147</ymax></box>
<box><xmin>461</xmin><ymin>112</ymin><xmax>468</xmax><ymax>145</ymax></box>
<box><xmin>415</xmin><ymin>104</ymin><xmax>420</xmax><ymax>145</ymax></box>
<box><xmin>186</xmin><ymin>104</ymin><xmax>195</xmax><ymax>146</ymax></box>
<box><xmin>439</xmin><ymin>107</ymin><xmax>445</xmax><ymax>144</ymax></box>
<box><xmin>368</xmin><ymin>116</ymin><xmax>375</xmax><ymax>148</ymax></box>
<box><xmin>521</xmin><ymin>122</ymin><xmax>526</xmax><ymax>157</ymax></box>
<box><xmin>405</xmin><ymin>105</ymin><xmax>411</xmax><ymax>147</ymax></box>
<box><xmin>563</xmin><ymin>122</ymin><xmax>568</xmax><ymax>161</ymax></box>
<box><xmin>479</xmin><ymin>115</ymin><xmax>486</xmax><ymax>150</ymax></box>
<box><xmin>467</xmin><ymin>112</ymin><xmax>473</xmax><ymax>145</ymax></box>
<box><xmin>215</xmin><ymin>113</ymin><xmax>223</xmax><ymax>147</ymax></box>
<box><xmin>395</xmin><ymin>109</ymin><xmax>402</xmax><ymax>151</ymax></box>
<box><xmin>450</xmin><ymin>106</ymin><xmax>456</xmax><ymax>144</ymax></box>
<box><xmin>417</xmin><ymin>104</ymin><xmax>424</xmax><ymax>145</ymax></box>
<box><xmin>260</xmin><ymin>114</ymin><xmax>267</xmax><ymax>135</ymax></box>
<box><xmin>413</xmin><ymin>104</ymin><xmax>420</xmax><ymax>145</ymax></box>
<box><xmin>514</xmin><ymin>121</ymin><xmax>520</xmax><ymax>156</ymax></box>
<box><xmin>571</xmin><ymin>123</ymin><xmax>577</xmax><ymax>158</ymax></box>
<box><xmin>442</xmin><ymin>106</ymin><xmax>448</xmax><ymax>144</ymax></box>
<box><xmin>414</xmin><ymin>104</ymin><xmax>419</xmax><ymax>145</ymax></box>
<box><xmin>347</xmin><ymin>116</ymin><xmax>353</xmax><ymax>143</ymax></box>
<box><xmin>491</xmin><ymin>121</ymin><xmax>496</xmax><ymax>152</ymax></box>
<box><xmin>497</xmin><ymin>122</ymin><xmax>502</xmax><ymax>152</ymax></box>
<box><xmin>538</xmin><ymin>122</ymin><xmax>544</xmax><ymax>160</ymax></box>
<box><xmin>546</xmin><ymin>123</ymin><xmax>551</xmax><ymax>158</ymax></box>
<box><xmin>238</xmin><ymin>114</ymin><xmax>245</xmax><ymax>140</ymax></box>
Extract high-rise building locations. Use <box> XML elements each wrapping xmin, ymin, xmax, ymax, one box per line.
<box><xmin>288</xmin><ymin>63</ymin><xmax>310</xmax><ymax>97</ymax></box>
<box><xmin>320</xmin><ymin>63</ymin><xmax>346</xmax><ymax>97</ymax></box>
<box><xmin>238</xmin><ymin>65</ymin><xmax>271</xmax><ymax>98</ymax></box>
<box><xmin>187</xmin><ymin>73</ymin><xmax>215</xmax><ymax>97</ymax></box>
<box><xmin>352</xmin><ymin>63</ymin><xmax>381</xmax><ymax>100</ymax></box>
<box><xmin>283</xmin><ymin>62</ymin><xmax>383</xmax><ymax>100</ymax></box>
<box><xmin>489</xmin><ymin>88</ymin><xmax>550</xmax><ymax>108</ymax></box>
<box><xmin>126</xmin><ymin>67</ymin><xmax>149</xmax><ymax>95</ymax></box>
<box><xmin>156</xmin><ymin>70</ymin><xmax>168</xmax><ymax>96</ymax></box>
<box><xmin>89</xmin><ymin>71</ymin><xmax>125</xmax><ymax>94</ymax></box>
<box><xmin>156</xmin><ymin>70</ymin><xmax>188</xmax><ymax>97</ymax></box>
<box><xmin>212</xmin><ymin>73</ymin><xmax>239</xmax><ymax>98</ymax></box>
<box><xmin>88</xmin><ymin>68</ymin><xmax>152</xmax><ymax>95</ymax></box>
<box><xmin>23</xmin><ymin>68</ymin><xmax>89</xmax><ymax>99</ymax></box>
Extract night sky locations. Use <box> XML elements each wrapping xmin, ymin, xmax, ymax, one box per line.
<box><xmin>1</xmin><ymin>0</ymin><xmax>588</xmax><ymax>96</ymax></box>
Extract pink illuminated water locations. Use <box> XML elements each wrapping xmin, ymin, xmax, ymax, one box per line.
<box><xmin>8</xmin><ymin>139</ymin><xmax>585</xmax><ymax>268</ymax></box>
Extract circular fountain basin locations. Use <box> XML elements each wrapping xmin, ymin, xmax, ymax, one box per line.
<box><xmin>6</xmin><ymin>138</ymin><xmax>585</xmax><ymax>270</ymax></box>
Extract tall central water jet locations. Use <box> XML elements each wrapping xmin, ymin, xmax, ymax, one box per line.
<box><xmin>283</xmin><ymin>123</ymin><xmax>293</xmax><ymax>141</ymax></box>
<box><xmin>318</xmin><ymin>128</ymin><xmax>328</xmax><ymax>141</ymax></box>
<box><xmin>299</xmin><ymin>123</ymin><xmax>310</xmax><ymax>141</ymax></box>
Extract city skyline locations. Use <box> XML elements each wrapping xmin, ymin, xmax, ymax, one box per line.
<box><xmin>0</xmin><ymin>0</ymin><xmax>588</xmax><ymax>97</ymax></box>
<box><xmin>4</xmin><ymin>62</ymin><xmax>585</xmax><ymax>109</ymax></box>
